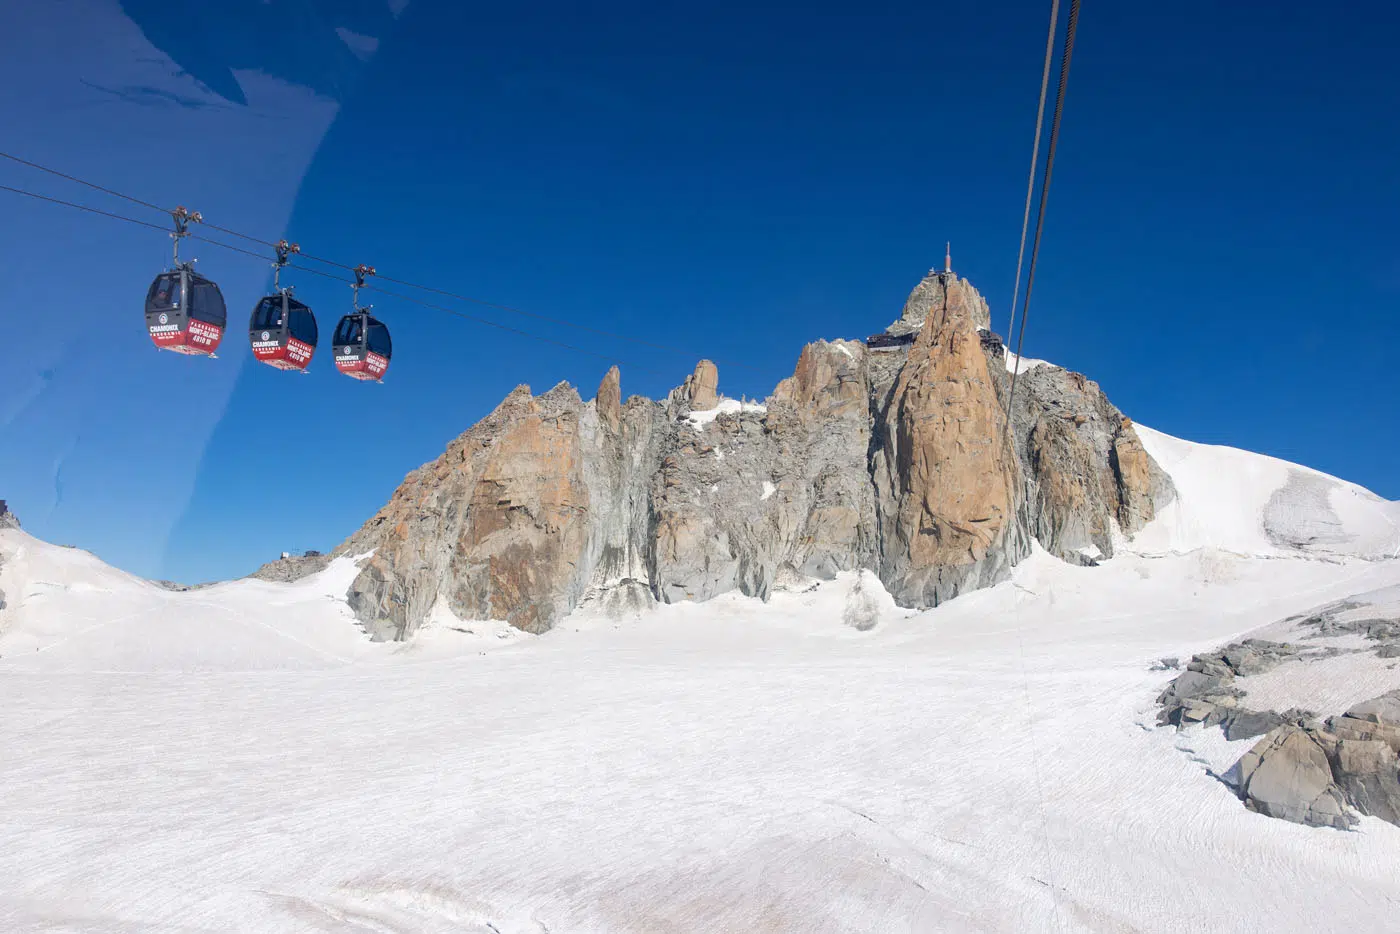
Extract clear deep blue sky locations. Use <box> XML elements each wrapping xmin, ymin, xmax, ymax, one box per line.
<box><xmin>2</xmin><ymin>0</ymin><xmax>1396</xmax><ymax>583</ymax></box>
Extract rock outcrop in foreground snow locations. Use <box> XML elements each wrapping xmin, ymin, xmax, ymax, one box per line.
<box><xmin>1160</xmin><ymin>588</ymin><xmax>1400</xmax><ymax>829</ymax></box>
<box><xmin>1230</xmin><ymin>695</ymin><xmax>1400</xmax><ymax>830</ymax></box>
<box><xmin>335</xmin><ymin>272</ymin><xmax>1175</xmax><ymax>639</ymax></box>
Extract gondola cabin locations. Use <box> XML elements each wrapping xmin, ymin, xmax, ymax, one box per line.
<box><xmin>249</xmin><ymin>293</ymin><xmax>318</xmax><ymax>372</ymax></box>
<box><xmin>332</xmin><ymin>313</ymin><xmax>392</xmax><ymax>382</ymax></box>
<box><xmin>144</xmin><ymin>268</ymin><xmax>227</xmax><ymax>356</ymax></box>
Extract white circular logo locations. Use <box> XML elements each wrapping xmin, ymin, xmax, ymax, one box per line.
<box><xmin>158</xmin><ymin>313</ymin><xmax>168</xmax><ymax>325</ymax></box>
<box><xmin>344</xmin><ymin>346</ymin><xmax>353</xmax><ymax>355</ymax></box>
<box><xmin>261</xmin><ymin>331</ymin><xmax>270</xmax><ymax>341</ymax></box>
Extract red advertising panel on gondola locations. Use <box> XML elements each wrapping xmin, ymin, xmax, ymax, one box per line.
<box><xmin>149</xmin><ymin>314</ymin><xmax>223</xmax><ymax>356</ymax></box>
<box><xmin>335</xmin><ymin>350</ymin><xmax>389</xmax><ymax>381</ymax></box>
<box><xmin>252</xmin><ymin>333</ymin><xmax>315</xmax><ymax>371</ymax></box>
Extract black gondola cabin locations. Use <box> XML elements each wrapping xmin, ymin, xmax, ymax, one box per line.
<box><xmin>332</xmin><ymin>312</ymin><xmax>391</xmax><ymax>381</ymax></box>
<box><xmin>249</xmin><ymin>293</ymin><xmax>318</xmax><ymax>371</ymax></box>
<box><xmin>144</xmin><ymin>268</ymin><xmax>227</xmax><ymax>356</ymax></box>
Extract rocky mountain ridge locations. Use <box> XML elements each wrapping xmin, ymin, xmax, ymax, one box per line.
<box><xmin>333</xmin><ymin>272</ymin><xmax>1176</xmax><ymax>640</ymax></box>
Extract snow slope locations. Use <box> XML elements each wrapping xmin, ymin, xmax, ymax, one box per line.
<box><xmin>1</xmin><ymin>426</ymin><xmax>1399</xmax><ymax>934</ymax></box>
<box><xmin>1134</xmin><ymin>425</ymin><xmax>1400</xmax><ymax>560</ymax></box>
<box><xmin>0</xmin><ymin>532</ymin><xmax>526</xmax><ymax>671</ymax></box>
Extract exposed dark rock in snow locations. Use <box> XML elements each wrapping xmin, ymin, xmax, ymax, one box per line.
<box><xmin>249</xmin><ymin>552</ymin><xmax>332</xmax><ymax>584</ymax></box>
<box><xmin>1231</xmin><ymin>725</ymin><xmax>1356</xmax><ymax>830</ymax></box>
<box><xmin>1223</xmin><ymin>710</ymin><xmax>1286</xmax><ymax>742</ymax></box>
<box><xmin>1161</xmin><ymin>592</ymin><xmax>1400</xmax><ymax>829</ymax></box>
<box><xmin>1157</xmin><ymin>639</ymin><xmax>1302</xmax><ymax>733</ymax></box>
<box><xmin>1226</xmin><ymin>693</ymin><xmax>1400</xmax><ymax>830</ymax></box>
<box><xmin>152</xmin><ymin>580</ymin><xmax>215</xmax><ymax>592</ymax></box>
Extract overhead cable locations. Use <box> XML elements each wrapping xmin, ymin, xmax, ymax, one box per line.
<box><xmin>0</xmin><ymin>149</ymin><xmax>758</xmax><ymax>370</ymax></box>
<box><xmin>1006</xmin><ymin>0</ymin><xmax>1080</xmax><ymax>426</ymax></box>
<box><xmin>1005</xmin><ymin>0</ymin><xmax>1061</xmax><ymax>364</ymax></box>
<box><xmin>0</xmin><ymin>181</ymin><xmax>669</xmax><ymax>375</ymax></box>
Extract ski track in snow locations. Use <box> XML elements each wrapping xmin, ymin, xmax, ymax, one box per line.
<box><xmin>2</xmin><ymin>431</ymin><xmax>1400</xmax><ymax>931</ymax></box>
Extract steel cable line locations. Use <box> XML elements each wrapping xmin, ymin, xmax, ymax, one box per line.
<box><xmin>1005</xmin><ymin>0</ymin><xmax>1060</xmax><ymax>360</ymax></box>
<box><xmin>0</xmin><ymin>148</ymin><xmax>760</xmax><ymax>370</ymax></box>
<box><xmin>0</xmin><ymin>150</ymin><xmax>168</xmax><ymax>213</ymax></box>
<box><xmin>0</xmin><ymin>181</ymin><xmax>670</xmax><ymax>375</ymax></box>
<box><xmin>0</xmin><ymin>150</ymin><xmax>365</xmax><ymax>269</ymax></box>
<box><xmin>1006</xmin><ymin>0</ymin><xmax>1080</xmax><ymax>425</ymax></box>
<box><xmin>0</xmin><ymin>183</ymin><xmax>172</xmax><ymax>233</ymax></box>
<box><xmin>1001</xmin><ymin>3</ymin><xmax>1081</xmax><ymax>932</ymax></box>
<box><xmin>265</xmin><ymin>258</ymin><xmax>674</xmax><ymax>374</ymax></box>
<box><xmin>180</xmin><ymin>237</ymin><xmax>672</xmax><ymax>372</ymax></box>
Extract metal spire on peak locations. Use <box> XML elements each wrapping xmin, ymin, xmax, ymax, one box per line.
<box><xmin>927</xmin><ymin>241</ymin><xmax>955</xmax><ymax>279</ymax></box>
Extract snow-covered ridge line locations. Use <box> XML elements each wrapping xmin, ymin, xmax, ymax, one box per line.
<box><xmin>1130</xmin><ymin>424</ymin><xmax>1400</xmax><ymax>561</ymax></box>
<box><xmin>1003</xmin><ymin>348</ymin><xmax>1052</xmax><ymax>374</ymax></box>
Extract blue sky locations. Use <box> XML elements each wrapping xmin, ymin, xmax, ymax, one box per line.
<box><xmin>2</xmin><ymin>0</ymin><xmax>1396</xmax><ymax>583</ymax></box>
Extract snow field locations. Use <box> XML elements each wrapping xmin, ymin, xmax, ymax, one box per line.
<box><xmin>2</xmin><ymin>422</ymin><xmax>1399</xmax><ymax>932</ymax></box>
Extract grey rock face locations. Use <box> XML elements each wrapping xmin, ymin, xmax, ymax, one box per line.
<box><xmin>1224</xmin><ymin>710</ymin><xmax>1286</xmax><ymax>742</ymax></box>
<box><xmin>1332</xmin><ymin>738</ymin><xmax>1400</xmax><ymax>824</ymax></box>
<box><xmin>332</xmin><ymin>272</ymin><xmax>1176</xmax><ymax>639</ymax></box>
<box><xmin>248</xmin><ymin>553</ymin><xmax>332</xmax><ymax>583</ymax></box>
<box><xmin>650</xmin><ymin>340</ymin><xmax>877</xmax><ymax>604</ymax></box>
<box><xmin>1156</xmin><ymin>640</ymin><xmax>1302</xmax><ymax>733</ymax></box>
<box><xmin>1231</xmin><ymin>694</ymin><xmax>1400</xmax><ymax>830</ymax></box>
<box><xmin>1162</xmin><ymin>601</ymin><xmax>1400</xmax><ymax>830</ymax></box>
<box><xmin>1341</xmin><ymin>691</ymin><xmax>1400</xmax><ymax>731</ymax></box>
<box><xmin>676</xmin><ymin>360</ymin><xmax>720</xmax><ymax>411</ymax></box>
<box><xmin>151</xmin><ymin>579</ymin><xmax>216</xmax><ymax>592</ymax></box>
<box><xmin>1234</xmin><ymin>726</ymin><xmax>1356</xmax><ymax>830</ymax></box>
<box><xmin>870</xmin><ymin>276</ymin><xmax>1028</xmax><ymax>607</ymax></box>
<box><xmin>883</xmin><ymin>271</ymin><xmax>992</xmax><ymax>338</ymax></box>
<box><xmin>1295</xmin><ymin>602</ymin><xmax>1400</xmax><ymax>644</ymax></box>
<box><xmin>1010</xmin><ymin>367</ymin><xmax>1175</xmax><ymax>564</ymax></box>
